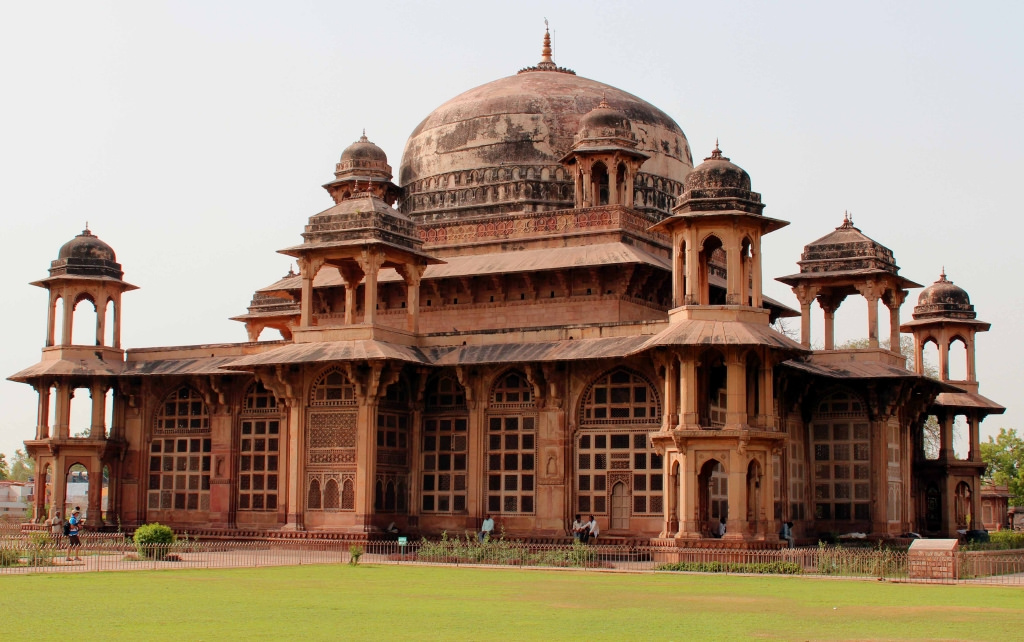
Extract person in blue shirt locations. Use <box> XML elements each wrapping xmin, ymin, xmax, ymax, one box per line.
<box><xmin>66</xmin><ymin>508</ymin><xmax>84</xmax><ymax>561</ymax></box>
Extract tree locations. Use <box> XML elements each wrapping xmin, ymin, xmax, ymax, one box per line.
<box><xmin>0</xmin><ymin>453</ymin><xmax>9</xmax><ymax>481</ymax></box>
<box><xmin>981</xmin><ymin>428</ymin><xmax>1024</xmax><ymax>506</ymax></box>
<box><xmin>9</xmin><ymin>449</ymin><xmax>35</xmax><ymax>482</ymax></box>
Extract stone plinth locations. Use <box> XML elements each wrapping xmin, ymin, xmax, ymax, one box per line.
<box><xmin>908</xmin><ymin>539</ymin><xmax>959</xmax><ymax>580</ymax></box>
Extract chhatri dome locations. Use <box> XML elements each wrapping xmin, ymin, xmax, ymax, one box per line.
<box><xmin>399</xmin><ymin>28</ymin><xmax>693</xmax><ymax>220</ymax></box>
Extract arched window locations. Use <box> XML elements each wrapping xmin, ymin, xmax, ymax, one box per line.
<box><xmin>810</xmin><ymin>390</ymin><xmax>870</xmax><ymax>523</ymax></box>
<box><xmin>955</xmin><ymin>482</ymin><xmax>972</xmax><ymax>529</ymax></box>
<box><xmin>421</xmin><ymin>374</ymin><xmax>468</xmax><ymax>513</ymax></box>
<box><xmin>148</xmin><ymin>387</ymin><xmax>211</xmax><ymax>512</ymax></box>
<box><xmin>308</xmin><ymin>479</ymin><xmax>322</xmax><ymax>510</ymax></box>
<box><xmin>238</xmin><ymin>382</ymin><xmax>281</xmax><ymax>512</ymax></box>
<box><xmin>323</xmin><ymin>479</ymin><xmax>340</xmax><ymax>510</ymax></box>
<box><xmin>580</xmin><ymin>369</ymin><xmax>659</xmax><ymax>424</ymax></box>
<box><xmin>311</xmin><ymin>369</ymin><xmax>356</xmax><ymax>406</ymax></box>
<box><xmin>487</xmin><ymin>370</ymin><xmax>536</xmax><ymax>515</ymax></box>
<box><xmin>341</xmin><ymin>479</ymin><xmax>354</xmax><ymax>510</ymax></box>
<box><xmin>592</xmin><ymin>162</ymin><xmax>609</xmax><ymax>205</ymax></box>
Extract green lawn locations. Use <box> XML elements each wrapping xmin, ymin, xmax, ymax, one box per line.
<box><xmin>2</xmin><ymin>565</ymin><xmax>1020</xmax><ymax>640</ymax></box>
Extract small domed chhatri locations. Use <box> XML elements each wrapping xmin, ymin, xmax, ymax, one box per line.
<box><xmin>50</xmin><ymin>226</ymin><xmax>124</xmax><ymax>280</ymax></box>
<box><xmin>340</xmin><ymin>131</ymin><xmax>388</xmax><ymax>164</ymax></box>
<box><xmin>57</xmin><ymin>226</ymin><xmax>116</xmax><ymax>262</ymax></box>
<box><xmin>914</xmin><ymin>270</ymin><xmax>975</xmax><ymax>319</ymax></box>
<box><xmin>577</xmin><ymin>98</ymin><xmax>633</xmax><ymax>140</ymax></box>
<box><xmin>683</xmin><ymin>142</ymin><xmax>752</xmax><ymax>192</ymax></box>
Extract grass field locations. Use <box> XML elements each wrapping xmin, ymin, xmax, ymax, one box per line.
<box><xmin>2</xmin><ymin>565</ymin><xmax>1021</xmax><ymax>640</ymax></box>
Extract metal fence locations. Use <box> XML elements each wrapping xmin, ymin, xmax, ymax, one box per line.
<box><xmin>1</xmin><ymin>533</ymin><xmax>1021</xmax><ymax>585</ymax></box>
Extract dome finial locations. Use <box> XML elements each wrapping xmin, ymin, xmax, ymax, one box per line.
<box><xmin>940</xmin><ymin>266</ymin><xmax>947</xmax><ymax>281</ymax></box>
<box><xmin>541</xmin><ymin>20</ymin><xmax>554</xmax><ymax>64</ymax></box>
<box><xmin>841</xmin><ymin>211</ymin><xmax>853</xmax><ymax>228</ymax></box>
<box><xmin>704</xmin><ymin>140</ymin><xmax>729</xmax><ymax>162</ymax></box>
<box><xmin>359</xmin><ymin>128</ymin><xmax>368</xmax><ymax>142</ymax></box>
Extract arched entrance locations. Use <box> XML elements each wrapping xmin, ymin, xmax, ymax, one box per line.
<box><xmin>746</xmin><ymin>459</ymin><xmax>763</xmax><ymax>533</ymax></box>
<box><xmin>699</xmin><ymin>459</ymin><xmax>728</xmax><ymax>537</ymax></box>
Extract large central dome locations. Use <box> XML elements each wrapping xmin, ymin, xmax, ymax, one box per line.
<box><xmin>399</xmin><ymin>43</ymin><xmax>693</xmax><ymax>222</ymax></box>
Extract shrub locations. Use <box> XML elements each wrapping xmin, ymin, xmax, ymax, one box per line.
<box><xmin>349</xmin><ymin>545</ymin><xmax>364</xmax><ymax>566</ymax></box>
<box><xmin>0</xmin><ymin>547</ymin><xmax>22</xmax><ymax>567</ymax></box>
<box><xmin>986</xmin><ymin>530</ymin><xmax>1024</xmax><ymax>550</ymax></box>
<box><xmin>655</xmin><ymin>560</ymin><xmax>802</xmax><ymax>575</ymax></box>
<box><xmin>133</xmin><ymin>523</ymin><xmax>176</xmax><ymax>559</ymax></box>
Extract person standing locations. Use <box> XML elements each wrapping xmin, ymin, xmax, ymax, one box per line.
<box><xmin>48</xmin><ymin>509</ymin><xmax>63</xmax><ymax>544</ymax></box>
<box><xmin>66</xmin><ymin>508</ymin><xmax>84</xmax><ymax>561</ymax></box>
<box><xmin>587</xmin><ymin>515</ymin><xmax>599</xmax><ymax>543</ymax></box>
<box><xmin>479</xmin><ymin>514</ymin><xmax>494</xmax><ymax>542</ymax></box>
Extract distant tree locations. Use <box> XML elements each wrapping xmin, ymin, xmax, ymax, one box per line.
<box><xmin>9</xmin><ymin>449</ymin><xmax>35</xmax><ymax>482</ymax></box>
<box><xmin>981</xmin><ymin>428</ymin><xmax>1024</xmax><ymax>506</ymax></box>
<box><xmin>0</xmin><ymin>453</ymin><xmax>9</xmax><ymax>481</ymax></box>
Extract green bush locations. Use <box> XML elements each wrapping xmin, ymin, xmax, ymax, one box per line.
<box><xmin>987</xmin><ymin>530</ymin><xmax>1024</xmax><ymax>550</ymax></box>
<box><xmin>655</xmin><ymin>560</ymin><xmax>802</xmax><ymax>575</ymax></box>
<box><xmin>0</xmin><ymin>548</ymin><xmax>22</xmax><ymax>567</ymax></box>
<box><xmin>349</xmin><ymin>545</ymin><xmax>364</xmax><ymax>566</ymax></box>
<box><xmin>133</xmin><ymin>523</ymin><xmax>176</xmax><ymax>559</ymax></box>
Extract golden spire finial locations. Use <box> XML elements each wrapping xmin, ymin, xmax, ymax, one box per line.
<box><xmin>541</xmin><ymin>21</ymin><xmax>553</xmax><ymax>64</ymax></box>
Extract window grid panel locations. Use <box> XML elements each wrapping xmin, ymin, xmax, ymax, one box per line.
<box><xmin>421</xmin><ymin>417</ymin><xmax>468</xmax><ymax>513</ymax></box>
<box><xmin>485</xmin><ymin>414</ymin><xmax>537</xmax><ymax>515</ymax></box>
<box><xmin>811</xmin><ymin>405</ymin><xmax>871</xmax><ymax>522</ymax></box>
<box><xmin>576</xmin><ymin>430</ymin><xmax>663</xmax><ymax>518</ymax></box>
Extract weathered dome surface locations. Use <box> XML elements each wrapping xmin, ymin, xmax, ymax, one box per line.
<box><xmin>58</xmin><ymin>227</ymin><xmax>116</xmax><ymax>262</ymax></box>
<box><xmin>50</xmin><ymin>228</ymin><xmax>125</xmax><ymax>280</ymax></box>
<box><xmin>914</xmin><ymin>271</ymin><xmax>975</xmax><ymax>319</ymax></box>
<box><xmin>578</xmin><ymin>98</ymin><xmax>632</xmax><ymax>136</ymax></box>
<box><xmin>399</xmin><ymin>68</ymin><xmax>693</xmax><ymax>220</ymax></box>
<box><xmin>684</xmin><ymin>144</ymin><xmax>751</xmax><ymax>192</ymax></box>
<box><xmin>796</xmin><ymin>215</ymin><xmax>900</xmax><ymax>275</ymax></box>
<box><xmin>341</xmin><ymin>133</ymin><xmax>388</xmax><ymax>164</ymax></box>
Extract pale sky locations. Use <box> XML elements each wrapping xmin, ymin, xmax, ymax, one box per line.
<box><xmin>2</xmin><ymin>1</ymin><xmax>1022</xmax><ymax>462</ymax></box>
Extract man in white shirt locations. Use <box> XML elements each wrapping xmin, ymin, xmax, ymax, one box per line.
<box><xmin>479</xmin><ymin>514</ymin><xmax>494</xmax><ymax>542</ymax></box>
<box><xmin>587</xmin><ymin>515</ymin><xmax>599</xmax><ymax>542</ymax></box>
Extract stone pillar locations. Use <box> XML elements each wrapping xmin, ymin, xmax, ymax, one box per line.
<box><xmin>89</xmin><ymin>382</ymin><xmax>106</xmax><ymax>439</ymax></box>
<box><xmin>817</xmin><ymin>294</ymin><xmax>844</xmax><ymax>351</ymax></box>
<box><xmin>751</xmin><ymin>243</ymin><xmax>763</xmax><ymax>308</ymax></box>
<box><xmin>608</xmin><ymin>164</ymin><xmax>618</xmax><ymax>206</ymax></box>
<box><xmin>284</xmin><ymin>399</ymin><xmax>305</xmax><ymax>530</ymax></box>
<box><xmin>353</xmin><ymin>396</ymin><xmax>378</xmax><ymax>531</ymax></box>
<box><xmin>678</xmin><ymin>357</ymin><xmax>698</xmax><ymax>428</ymax></box>
<box><xmin>724</xmin><ymin>450</ymin><xmax>745</xmax><ymax>538</ymax></box>
<box><xmin>672</xmin><ymin>234</ymin><xmax>685</xmax><ymax>308</ymax></box>
<box><xmin>358</xmin><ymin>249</ymin><xmax>384</xmax><ymax>326</ymax></box>
<box><xmin>793</xmin><ymin>284</ymin><xmax>817</xmax><ymax>348</ymax></box>
<box><xmin>54</xmin><ymin>383</ymin><xmax>71</xmax><ymax>439</ymax></box>
<box><xmin>298</xmin><ymin>257</ymin><xmax>317</xmax><ymax>328</ymax></box>
<box><xmin>725</xmin><ymin>353</ymin><xmax>747</xmax><ymax>429</ymax></box>
<box><xmin>662</xmin><ymin>354</ymin><xmax>679</xmax><ymax>431</ymax></box>
<box><xmin>87</xmin><ymin>456</ymin><xmax>103</xmax><ymax>524</ymax></box>
<box><xmin>36</xmin><ymin>384</ymin><xmax>50</xmax><ymax>440</ymax></box>
<box><xmin>61</xmin><ymin>289</ymin><xmax>74</xmax><ymax>345</ymax></box>
<box><xmin>885</xmin><ymin>289</ymin><xmax>905</xmax><ymax>354</ymax></box>
<box><xmin>939</xmin><ymin>413</ymin><xmax>954</xmax><ymax>462</ymax></box>
<box><xmin>51</xmin><ymin>455</ymin><xmax>67</xmax><ymax>520</ymax></box>
<box><xmin>95</xmin><ymin>297</ymin><xmax>106</xmax><ymax>347</ymax></box>
<box><xmin>46</xmin><ymin>292</ymin><xmax>57</xmax><ymax>347</ymax></box>
<box><xmin>112</xmin><ymin>295</ymin><xmax>122</xmax><ymax>349</ymax></box>
<box><xmin>679</xmin><ymin>452</ymin><xmax>700</xmax><ymax>537</ymax></box>
<box><xmin>939</xmin><ymin>337</ymin><xmax>950</xmax><ymax>381</ymax></box>
<box><xmin>397</xmin><ymin>263</ymin><xmax>426</xmax><ymax>334</ymax></box>
<box><xmin>966</xmin><ymin>334</ymin><xmax>977</xmax><ymax>382</ymax></box>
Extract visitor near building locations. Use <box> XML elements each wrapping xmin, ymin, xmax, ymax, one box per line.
<box><xmin>49</xmin><ymin>509</ymin><xmax>62</xmax><ymax>541</ymax></box>
<box><xmin>572</xmin><ymin>514</ymin><xmax>585</xmax><ymax>542</ymax></box>
<box><xmin>66</xmin><ymin>508</ymin><xmax>84</xmax><ymax>561</ymax></box>
<box><xmin>780</xmin><ymin>521</ymin><xmax>795</xmax><ymax>548</ymax></box>
<box><xmin>587</xmin><ymin>515</ymin><xmax>599</xmax><ymax>542</ymax></box>
<box><xmin>715</xmin><ymin>518</ymin><xmax>726</xmax><ymax>538</ymax></box>
<box><xmin>479</xmin><ymin>514</ymin><xmax>494</xmax><ymax>542</ymax></box>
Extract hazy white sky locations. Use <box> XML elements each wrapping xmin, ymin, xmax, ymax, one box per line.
<box><xmin>2</xmin><ymin>0</ymin><xmax>1022</xmax><ymax>462</ymax></box>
